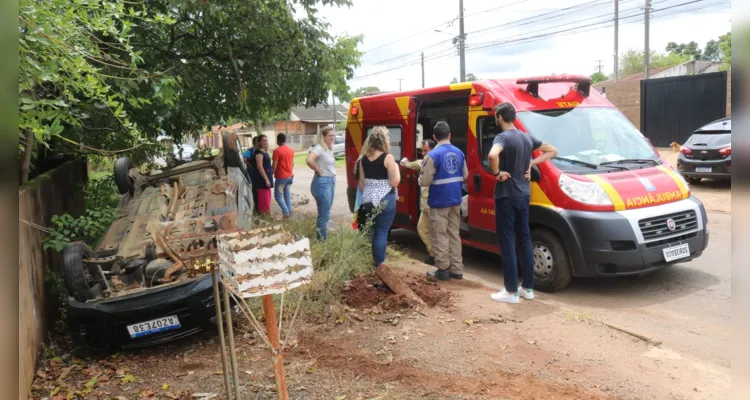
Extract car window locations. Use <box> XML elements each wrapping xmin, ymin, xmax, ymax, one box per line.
<box><xmin>517</xmin><ymin>107</ymin><xmax>659</xmax><ymax>169</ymax></box>
<box><xmin>698</xmin><ymin>119</ymin><xmax>731</xmax><ymax>132</ymax></box>
<box><xmin>365</xmin><ymin>126</ymin><xmax>402</xmax><ymax>160</ymax></box>
<box><xmin>334</xmin><ymin>136</ymin><xmax>344</xmax><ymax>145</ymax></box>
<box><xmin>686</xmin><ymin>133</ymin><xmax>731</xmax><ymax>146</ymax></box>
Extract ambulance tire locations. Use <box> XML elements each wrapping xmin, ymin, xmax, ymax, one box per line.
<box><xmin>530</xmin><ymin>229</ymin><xmax>573</xmax><ymax>293</ymax></box>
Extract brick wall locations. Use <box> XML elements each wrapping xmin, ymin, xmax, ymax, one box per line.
<box><xmin>600</xmin><ymin>80</ymin><xmax>643</xmax><ymax>129</ymax></box>
<box><xmin>19</xmin><ymin>159</ymin><xmax>88</xmax><ymax>399</ymax></box>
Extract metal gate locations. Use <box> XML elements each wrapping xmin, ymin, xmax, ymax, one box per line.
<box><xmin>640</xmin><ymin>71</ymin><xmax>727</xmax><ymax>147</ymax></box>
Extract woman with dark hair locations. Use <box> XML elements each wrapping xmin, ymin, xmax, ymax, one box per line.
<box><xmin>359</xmin><ymin>126</ymin><xmax>400</xmax><ymax>268</ymax></box>
<box><xmin>252</xmin><ymin>135</ymin><xmax>274</xmax><ymax>215</ymax></box>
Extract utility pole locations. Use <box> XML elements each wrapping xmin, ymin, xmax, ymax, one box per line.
<box><xmin>397</xmin><ymin>78</ymin><xmax>404</xmax><ymax>91</ymax></box>
<box><xmin>644</xmin><ymin>0</ymin><xmax>651</xmax><ymax>79</ymax></box>
<box><xmin>332</xmin><ymin>92</ymin><xmax>336</xmax><ymax>129</ymax></box>
<box><xmin>595</xmin><ymin>60</ymin><xmax>603</xmax><ymax>73</ymax></box>
<box><xmin>421</xmin><ymin>52</ymin><xmax>425</xmax><ymax>88</ymax></box>
<box><xmin>614</xmin><ymin>0</ymin><xmax>619</xmax><ymax>81</ymax></box>
<box><xmin>458</xmin><ymin>0</ymin><xmax>466</xmax><ymax>82</ymax></box>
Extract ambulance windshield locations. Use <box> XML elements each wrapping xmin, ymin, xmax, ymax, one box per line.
<box><xmin>517</xmin><ymin>107</ymin><xmax>660</xmax><ymax>170</ymax></box>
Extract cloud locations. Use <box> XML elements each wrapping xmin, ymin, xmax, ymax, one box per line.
<box><xmin>314</xmin><ymin>0</ymin><xmax>731</xmax><ymax>92</ymax></box>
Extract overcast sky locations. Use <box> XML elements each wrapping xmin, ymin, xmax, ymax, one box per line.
<box><xmin>313</xmin><ymin>0</ymin><xmax>731</xmax><ymax>94</ymax></box>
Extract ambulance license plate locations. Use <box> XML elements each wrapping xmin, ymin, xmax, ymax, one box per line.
<box><xmin>695</xmin><ymin>167</ymin><xmax>712</xmax><ymax>173</ymax></box>
<box><xmin>662</xmin><ymin>244</ymin><xmax>690</xmax><ymax>262</ymax></box>
<box><xmin>127</xmin><ymin>315</ymin><xmax>181</xmax><ymax>338</ymax></box>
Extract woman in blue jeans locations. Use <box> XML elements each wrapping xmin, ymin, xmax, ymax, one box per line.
<box><xmin>358</xmin><ymin>126</ymin><xmax>400</xmax><ymax>267</ymax></box>
<box><xmin>306</xmin><ymin>127</ymin><xmax>337</xmax><ymax>239</ymax></box>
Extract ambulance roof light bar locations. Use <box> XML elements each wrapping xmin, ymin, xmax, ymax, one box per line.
<box><xmin>516</xmin><ymin>75</ymin><xmax>593</xmax><ymax>98</ymax></box>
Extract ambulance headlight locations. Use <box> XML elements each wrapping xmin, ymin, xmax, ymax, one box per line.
<box><xmin>558</xmin><ymin>174</ymin><xmax>612</xmax><ymax>206</ymax></box>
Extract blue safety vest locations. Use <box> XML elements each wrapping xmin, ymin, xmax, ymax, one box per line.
<box><xmin>427</xmin><ymin>143</ymin><xmax>464</xmax><ymax>208</ymax></box>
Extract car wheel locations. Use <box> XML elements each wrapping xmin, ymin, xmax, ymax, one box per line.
<box><xmin>531</xmin><ymin>229</ymin><xmax>573</xmax><ymax>293</ymax></box>
<box><xmin>113</xmin><ymin>157</ymin><xmax>135</xmax><ymax>195</ymax></box>
<box><xmin>62</xmin><ymin>242</ymin><xmax>103</xmax><ymax>302</ymax></box>
<box><xmin>686</xmin><ymin>176</ymin><xmax>702</xmax><ymax>184</ymax></box>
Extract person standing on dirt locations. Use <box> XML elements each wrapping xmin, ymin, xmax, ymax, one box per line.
<box><xmin>400</xmin><ymin>139</ymin><xmax>437</xmax><ymax>265</ymax></box>
<box><xmin>487</xmin><ymin>102</ymin><xmax>557</xmax><ymax>304</ymax></box>
<box><xmin>252</xmin><ymin>135</ymin><xmax>274</xmax><ymax>215</ymax></box>
<box><xmin>419</xmin><ymin>121</ymin><xmax>468</xmax><ymax>281</ymax></box>
<box><xmin>272</xmin><ymin>133</ymin><xmax>295</xmax><ymax>219</ymax></box>
<box><xmin>358</xmin><ymin>126</ymin><xmax>400</xmax><ymax>268</ymax></box>
<box><xmin>352</xmin><ymin>134</ymin><xmax>374</xmax><ymax>230</ymax></box>
<box><xmin>245</xmin><ymin>135</ymin><xmax>261</xmax><ymax>213</ymax></box>
<box><xmin>306</xmin><ymin>126</ymin><xmax>337</xmax><ymax>240</ymax></box>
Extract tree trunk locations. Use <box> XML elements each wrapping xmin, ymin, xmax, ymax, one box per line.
<box><xmin>19</xmin><ymin>129</ymin><xmax>34</xmax><ymax>184</ymax></box>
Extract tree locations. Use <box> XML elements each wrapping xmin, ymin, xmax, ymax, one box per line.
<box><xmin>718</xmin><ymin>32</ymin><xmax>731</xmax><ymax>71</ymax></box>
<box><xmin>666</xmin><ymin>41</ymin><xmax>702</xmax><ymax>60</ymax></box>
<box><xmin>619</xmin><ymin>49</ymin><xmax>690</xmax><ymax>77</ymax></box>
<box><xmin>702</xmin><ymin>39</ymin><xmax>721</xmax><ymax>62</ymax></box>
<box><xmin>338</xmin><ymin>86</ymin><xmax>381</xmax><ymax>102</ymax></box>
<box><xmin>18</xmin><ymin>0</ymin><xmax>177</xmax><ymax>183</ymax></box>
<box><xmin>128</xmin><ymin>0</ymin><xmax>362</xmax><ymax>144</ymax></box>
<box><xmin>450</xmin><ymin>73</ymin><xmax>479</xmax><ymax>84</ymax></box>
<box><xmin>591</xmin><ymin>72</ymin><xmax>608</xmax><ymax>84</ymax></box>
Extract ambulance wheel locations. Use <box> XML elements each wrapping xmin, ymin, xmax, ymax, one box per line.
<box><xmin>531</xmin><ymin>229</ymin><xmax>572</xmax><ymax>293</ymax></box>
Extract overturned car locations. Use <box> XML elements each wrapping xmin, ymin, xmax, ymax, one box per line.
<box><xmin>62</xmin><ymin>133</ymin><xmax>255</xmax><ymax>350</ymax></box>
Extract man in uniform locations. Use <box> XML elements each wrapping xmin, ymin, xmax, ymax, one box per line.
<box><xmin>419</xmin><ymin>121</ymin><xmax>468</xmax><ymax>281</ymax></box>
<box><xmin>401</xmin><ymin>139</ymin><xmax>436</xmax><ymax>265</ymax></box>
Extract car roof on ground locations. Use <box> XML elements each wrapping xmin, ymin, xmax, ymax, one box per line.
<box><xmin>696</xmin><ymin>117</ymin><xmax>731</xmax><ymax>133</ymax></box>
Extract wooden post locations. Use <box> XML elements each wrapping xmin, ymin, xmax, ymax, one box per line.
<box><xmin>211</xmin><ymin>269</ymin><xmax>232</xmax><ymax>398</ymax></box>
<box><xmin>375</xmin><ymin>264</ymin><xmax>426</xmax><ymax>306</ymax></box>
<box><xmin>262</xmin><ymin>295</ymin><xmax>289</xmax><ymax>400</ymax></box>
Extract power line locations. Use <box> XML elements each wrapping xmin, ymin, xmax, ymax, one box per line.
<box><xmin>362</xmin><ymin>0</ymin><xmax>610</xmax><ymax>67</ymax></box>
<box><xmin>350</xmin><ymin>0</ymin><xmax>729</xmax><ymax>81</ymax></box>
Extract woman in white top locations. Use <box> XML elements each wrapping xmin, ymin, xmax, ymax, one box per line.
<box><xmin>305</xmin><ymin>126</ymin><xmax>337</xmax><ymax>240</ymax></box>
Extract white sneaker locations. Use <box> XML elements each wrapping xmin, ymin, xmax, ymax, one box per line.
<box><xmin>518</xmin><ymin>286</ymin><xmax>535</xmax><ymax>300</ymax></box>
<box><xmin>490</xmin><ymin>289</ymin><xmax>519</xmax><ymax>304</ymax></box>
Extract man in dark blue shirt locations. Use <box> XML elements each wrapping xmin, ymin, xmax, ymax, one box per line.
<box><xmin>488</xmin><ymin>102</ymin><xmax>557</xmax><ymax>304</ymax></box>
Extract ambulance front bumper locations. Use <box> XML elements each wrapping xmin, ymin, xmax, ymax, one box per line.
<box><xmin>563</xmin><ymin>196</ymin><xmax>709</xmax><ymax>277</ymax></box>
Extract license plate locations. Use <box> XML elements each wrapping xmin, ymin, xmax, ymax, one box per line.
<box><xmin>663</xmin><ymin>243</ymin><xmax>690</xmax><ymax>262</ymax></box>
<box><xmin>695</xmin><ymin>166</ymin><xmax>712</xmax><ymax>173</ymax></box>
<box><xmin>127</xmin><ymin>315</ymin><xmax>181</xmax><ymax>338</ymax></box>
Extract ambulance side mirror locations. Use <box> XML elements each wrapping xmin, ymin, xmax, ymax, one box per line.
<box><xmin>530</xmin><ymin>165</ymin><xmax>541</xmax><ymax>182</ymax></box>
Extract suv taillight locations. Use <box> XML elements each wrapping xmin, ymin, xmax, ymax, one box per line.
<box><xmin>679</xmin><ymin>146</ymin><xmax>692</xmax><ymax>155</ymax></box>
<box><xmin>719</xmin><ymin>145</ymin><xmax>731</xmax><ymax>155</ymax></box>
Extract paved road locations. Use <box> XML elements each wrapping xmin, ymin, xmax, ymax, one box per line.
<box><xmin>286</xmin><ymin>169</ymin><xmax>731</xmax><ymax>377</ymax></box>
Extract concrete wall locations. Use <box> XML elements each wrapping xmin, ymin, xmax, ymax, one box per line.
<box><xmin>19</xmin><ymin>159</ymin><xmax>87</xmax><ymax>399</ymax></box>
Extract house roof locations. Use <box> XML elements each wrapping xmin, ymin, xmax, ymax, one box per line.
<box><xmin>593</xmin><ymin>67</ymin><xmax>672</xmax><ymax>87</ymax></box>
<box><xmin>291</xmin><ymin>104</ymin><xmax>348</xmax><ymax>122</ymax></box>
<box><xmin>210</xmin><ymin>123</ymin><xmax>248</xmax><ymax>134</ymax></box>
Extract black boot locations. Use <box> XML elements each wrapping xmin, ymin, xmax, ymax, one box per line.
<box><xmin>426</xmin><ymin>269</ymin><xmax>451</xmax><ymax>281</ymax></box>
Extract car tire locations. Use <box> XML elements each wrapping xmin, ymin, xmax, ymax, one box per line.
<box><xmin>62</xmin><ymin>242</ymin><xmax>102</xmax><ymax>302</ymax></box>
<box><xmin>114</xmin><ymin>157</ymin><xmax>135</xmax><ymax>196</ymax></box>
<box><xmin>531</xmin><ymin>229</ymin><xmax>573</xmax><ymax>293</ymax></box>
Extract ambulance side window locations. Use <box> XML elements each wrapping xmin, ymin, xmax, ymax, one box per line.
<box><xmin>476</xmin><ymin>117</ymin><xmax>499</xmax><ymax>170</ymax></box>
<box><xmin>365</xmin><ymin>126</ymin><xmax>402</xmax><ymax>160</ymax></box>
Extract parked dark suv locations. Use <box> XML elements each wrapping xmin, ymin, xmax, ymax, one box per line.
<box><xmin>677</xmin><ymin>117</ymin><xmax>731</xmax><ymax>183</ymax></box>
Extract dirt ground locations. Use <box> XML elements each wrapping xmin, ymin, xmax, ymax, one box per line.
<box><xmin>29</xmin><ymin>261</ymin><xmax>725</xmax><ymax>400</ymax></box>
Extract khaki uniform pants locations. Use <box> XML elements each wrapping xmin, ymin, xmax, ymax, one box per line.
<box><xmin>417</xmin><ymin>210</ymin><xmax>433</xmax><ymax>256</ymax></box>
<box><xmin>429</xmin><ymin>205</ymin><xmax>463</xmax><ymax>273</ymax></box>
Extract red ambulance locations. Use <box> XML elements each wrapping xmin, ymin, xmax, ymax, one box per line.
<box><xmin>344</xmin><ymin>75</ymin><xmax>709</xmax><ymax>292</ymax></box>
